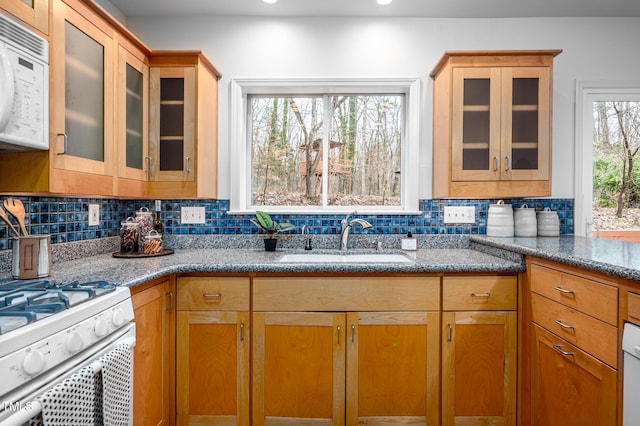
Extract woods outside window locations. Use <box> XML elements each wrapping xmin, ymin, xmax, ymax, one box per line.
<box><xmin>230</xmin><ymin>78</ymin><xmax>420</xmax><ymax>214</ymax></box>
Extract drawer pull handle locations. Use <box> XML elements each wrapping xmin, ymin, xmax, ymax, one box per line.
<box><xmin>203</xmin><ymin>293</ymin><xmax>222</xmax><ymax>299</ymax></box>
<box><xmin>555</xmin><ymin>319</ymin><xmax>576</xmax><ymax>330</ymax></box>
<box><xmin>554</xmin><ymin>286</ymin><xmax>575</xmax><ymax>294</ymax></box>
<box><xmin>471</xmin><ymin>292</ymin><xmax>491</xmax><ymax>297</ymax></box>
<box><xmin>553</xmin><ymin>344</ymin><xmax>575</xmax><ymax>356</ymax></box>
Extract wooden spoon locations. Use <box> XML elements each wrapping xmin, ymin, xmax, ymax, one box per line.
<box><xmin>3</xmin><ymin>198</ymin><xmax>28</xmax><ymax>236</ymax></box>
<box><xmin>0</xmin><ymin>205</ymin><xmax>19</xmax><ymax>237</ymax></box>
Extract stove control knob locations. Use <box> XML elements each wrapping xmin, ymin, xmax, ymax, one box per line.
<box><xmin>64</xmin><ymin>332</ymin><xmax>84</xmax><ymax>354</ymax></box>
<box><xmin>93</xmin><ymin>318</ymin><xmax>110</xmax><ymax>338</ymax></box>
<box><xmin>22</xmin><ymin>350</ymin><xmax>45</xmax><ymax>376</ymax></box>
<box><xmin>111</xmin><ymin>309</ymin><xmax>127</xmax><ymax>328</ymax></box>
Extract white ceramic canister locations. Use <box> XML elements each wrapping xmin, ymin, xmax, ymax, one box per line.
<box><xmin>486</xmin><ymin>200</ymin><xmax>514</xmax><ymax>237</ymax></box>
<box><xmin>514</xmin><ymin>204</ymin><xmax>537</xmax><ymax>237</ymax></box>
<box><xmin>537</xmin><ymin>208</ymin><xmax>560</xmax><ymax>236</ymax></box>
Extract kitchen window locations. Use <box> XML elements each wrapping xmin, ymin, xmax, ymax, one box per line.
<box><xmin>229</xmin><ymin>78</ymin><xmax>420</xmax><ymax>214</ymax></box>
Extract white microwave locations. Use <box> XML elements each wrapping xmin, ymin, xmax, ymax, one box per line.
<box><xmin>0</xmin><ymin>13</ymin><xmax>48</xmax><ymax>152</ymax></box>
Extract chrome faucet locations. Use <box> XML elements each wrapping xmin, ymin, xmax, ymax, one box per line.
<box><xmin>340</xmin><ymin>212</ymin><xmax>373</xmax><ymax>250</ymax></box>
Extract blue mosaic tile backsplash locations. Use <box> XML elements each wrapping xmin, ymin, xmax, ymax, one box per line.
<box><xmin>0</xmin><ymin>196</ymin><xmax>574</xmax><ymax>250</ymax></box>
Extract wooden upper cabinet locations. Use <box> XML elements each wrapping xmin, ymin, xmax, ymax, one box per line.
<box><xmin>1</xmin><ymin>0</ymin><xmax>49</xmax><ymax>35</ymax></box>
<box><xmin>115</xmin><ymin>35</ymin><xmax>150</xmax><ymax>197</ymax></box>
<box><xmin>148</xmin><ymin>51</ymin><xmax>221</xmax><ymax>198</ymax></box>
<box><xmin>50</xmin><ymin>0</ymin><xmax>115</xmax><ymax>195</ymax></box>
<box><xmin>431</xmin><ymin>50</ymin><xmax>561</xmax><ymax>198</ymax></box>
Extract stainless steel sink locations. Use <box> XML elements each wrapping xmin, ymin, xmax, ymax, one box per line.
<box><xmin>277</xmin><ymin>252</ymin><xmax>414</xmax><ymax>263</ymax></box>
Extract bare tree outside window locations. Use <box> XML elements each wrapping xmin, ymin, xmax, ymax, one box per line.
<box><xmin>249</xmin><ymin>94</ymin><xmax>403</xmax><ymax>208</ymax></box>
<box><xmin>592</xmin><ymin>101</ymin><xmax>640</xmax><ymax>239</ymax></box>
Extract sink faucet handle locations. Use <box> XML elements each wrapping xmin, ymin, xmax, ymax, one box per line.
<box><xmin>301</xmin><ymin>225</ymin><xmax>312</xmax><ymax>250</ymax></box>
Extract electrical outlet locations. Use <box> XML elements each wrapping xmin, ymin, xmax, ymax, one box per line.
<box><xmin>443</xmin><ymin>206</ymin><xmax>476</xmax><ymax>224</ymax></box>
<box><xmin>181</xmin><ymin>206</ymin><xmax>206</xmax><ymax>224</ymax></box>
<box><xmin>88</xmin><ymin>204</ymin><xmax>100</xmax><ymax>226</ymax></box>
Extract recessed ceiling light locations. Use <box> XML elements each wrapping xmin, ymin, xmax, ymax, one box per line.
<box><xmin>377</xmin><ymin>0</ymin><xmax>393</xmax><ymax>5</ymax></box>
<box><xmin>263</xmin><ymin>0</ymin><xmax>277</xmax><ymax>4</ymax></box>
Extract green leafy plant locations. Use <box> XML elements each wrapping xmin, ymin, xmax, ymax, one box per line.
<box><xmin>250</xmin><ymin>211</ymin><xmax>294</xmax><ymax>236</ymax></box>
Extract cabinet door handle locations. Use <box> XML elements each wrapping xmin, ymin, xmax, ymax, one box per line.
<box><xmin>164</xmin><ymin>291</ymin><xmax>174</xmax><ymax>311</ymax></box>
<box><xmin>554</xmin><ymin>285</ymin><xmax>575</xmax><ymax>295</ymax></box>
<box><xmin>145</xmin><ymin>156</ymin><xmax>152</xmax><ymax>174</ymax></box>
<box><xmin>185</xmin><ymin>156</ymin><xmax>191</xmax><ymax>173</ymax></box>
<box><xmin>471</xmin><ymin>292</ymin><xmax>491</xmax><ymax>297</ymax></box>
<box><xmin>493</xmin><ymin>156</ymin><xmax>498</xmax><ymax>171</ymax></box>
<box><xmin>447</xmin><ymin>323</ymin><xmax>453</xmax><ymax>342</ymax></box>
<box><xmin>505</xmin><ymin>155</ymin><xmax>511</xmax><ymax>171</ymax></box>
<box><xmin>203</xmin><ymin>293</ymin><xmax>222</xmax><ymax>299</ymax></box>
<box><xmin>337</xmin><ymin>325</ymin><xmax>341</xmax><ymax>344</ymax></box>
<box><xmin>351</xmin><ymin>323</ymin><xmax>355</xmax><ymax>343</ymax></box>
<box><xmin>57</xmin><ymin>133</ymin><xmax>68</xmax><ymax>155</ymax></box>
<box><xmin>553</xmin><ymin>344</ymin><xmax>575</xmax><ymax>356</ymax></box>
<box><xmin>240</xmin><ymin>322</ymin><xmax>245</xmax><ymax>341</ymax></box>
<box><xmin>555</xmin><ymin>319</ymin><xmax>576</xmax><ymax>330</ymax></box>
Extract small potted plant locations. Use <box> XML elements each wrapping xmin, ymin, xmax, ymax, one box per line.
<box><xmin>251</xmin><ymin>211</ymin><xmax>295</xmax><ymax>251</ymax></box>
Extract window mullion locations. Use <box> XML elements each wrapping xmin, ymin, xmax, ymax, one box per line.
<box><xmin>322</xmin><ymin>96</ymin><xmax>331</xmax><ymax>208</ymax></box>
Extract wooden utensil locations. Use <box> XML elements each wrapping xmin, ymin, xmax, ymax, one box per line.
<box><xmin>0</xmin><ymin>205</ymin><xmax>19</xmax><ymax>237</ymax></box>
<box><xmin>4</xmin><ymin>198</ymin><xmax>28</xmax><ymax>236</ymax></box>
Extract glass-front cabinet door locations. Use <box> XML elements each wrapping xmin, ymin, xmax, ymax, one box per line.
<box><xmin>117</xmin><ymin>44</ymin><xmax>148</xmax><ymax>184</ymax></box>
<box><xmin>51</xmin><ymin>0</ymin><xmax>114</xmax><ymax>186</ymax></box>
<box><xmin>501</xmin><ymin>67</ymin><xmax>550</xmax><ymax>181</ymax></box>
<box><xmin>451</xmin><ymin>67</ymin><xmax>501</xmax><ymax>182</ymax></box>
<box><xmin>451</xmin><ymin>66</ymin><xmax>550</xmax><ymax>183</ymax></box>
<box><xmin>149</xmin><ymin>66</ymin><xmax>196</xmax><ymax>183</ymax></box>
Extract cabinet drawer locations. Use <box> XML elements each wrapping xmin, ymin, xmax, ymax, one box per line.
<box><xmin>253</xmin><ymin>276</ymin><xmax>440</xmax><ymax>311</ymax></box>
<box><xmin>530</xmin><ymin>263</ymin><xmax>618</xmax><ymax>326</ymax></box>
<box><xmin>177</xmin><ymin>277</ymin><xmax>250</xmax><ymax>311</ymax></box>
<box><xmin>442</xmin><ymin>276</ymin><xmax>517</xmax><ymax>311</ymax></box>
<box><xmin>628</xmin><ymin>292</ymin><xmax>640</xmax><ymax>325</ymax></box>
<box><xmin>531</xmin><ymin>293</ymin><xmax>618</xmax><ymax>368</ymax></box>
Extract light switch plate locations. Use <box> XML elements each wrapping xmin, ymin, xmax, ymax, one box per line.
<box><xmin>181</xmin><ymin>206</ymin><xmax>206</xmax><ymax>224</ymax></box>
<box><xmin>88</xmin><ymin>203</ymin><xmax>100</xmax><ymax>226</ymax></box>
<box><xmin>443</xmin><ymin>206</ymin><xmax>476</xmax><ymax>224</ymax></box>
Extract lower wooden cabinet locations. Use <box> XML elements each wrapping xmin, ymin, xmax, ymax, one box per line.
<box><xmin>252</xmin><ymin>312</ymin><xmax>345</xmax><ymax>425</ymax></box>
<box><xmin>132</xmin><ymin>278</ymin><xmax>175</xmax><ymax>426</ymax></box>
<box><xmin>251</xmin><ymin>276</ymin><xmax>442</xmax><ymax>426</ymax></box>
<box><xmin>441</xmin><ymin>276</ymin><xmax>518</xmax><ymax>426</ymax></box>
<box><xmin>531</xmin><ymin>324</ymin><xmax>617</xmax><ymax>426</ymax></box>
<box><xmin>346</xmin><ymin>311</ymin><xmax>440</xmax><ymax>425</ymax></box>
<box><xmin>442</xmin><ymin>311</ymin><xmax>517</xmax><ymax>426</ymax></box>
<box><xmin>526</xmin><ymin>257</ymin><xmax>620</xmax><ymax>426</ymax></box>
<box><xmin>252</xmin><ymin>311</ymin><xmax>441</xmax><ymax>426</ymax></box>
<box><xmin>176</xmin><ymin>277</ymin><xmax>250</xmax><ymax>426</ymax></box>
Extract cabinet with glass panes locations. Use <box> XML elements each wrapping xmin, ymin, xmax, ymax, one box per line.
<box><xmin>430</xmin><ymin>50</ymin><xmax>562</xmax><ymax>198</ymax></box>
<box><xmin>148</xmin><ymin>51</ymin><xmax>221</xmax><ymax>198</ymax></box>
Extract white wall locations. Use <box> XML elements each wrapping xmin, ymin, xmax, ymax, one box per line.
<box><xmin>123</xmin><ymin>15</ymin><xmax>640</xmax><ymax>200</ymax></box>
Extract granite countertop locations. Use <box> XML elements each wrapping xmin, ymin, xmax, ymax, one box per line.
<box><xmin>1</xmin><ymin>234</ymin><xmax>639</xmax><ymax>287</ymax></box>
<box><xmin>471</xmin><ymin>235</ymin><xmax>640</xmax><ymax>281</ymax></box>
<box><xmin>25</xmin><ymin>247</ymin><xmax>525</xmax><ymax>288</ymax></box>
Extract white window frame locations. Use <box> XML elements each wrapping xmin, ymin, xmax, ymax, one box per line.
<box><xmin>229</xmin><ymin>77</ymin><xmax>421</xmax><ymax>214</ymax></box>
<box><xmin>574</xmin><ymin>81</ymin><xmax>640</xmax><ymax>236</ymax></box>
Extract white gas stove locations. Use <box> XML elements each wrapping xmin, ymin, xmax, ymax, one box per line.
<box><xmin>0</xmin><ymin>279</ymin><xmax>135</xmax><ymax>425</ymax></box>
